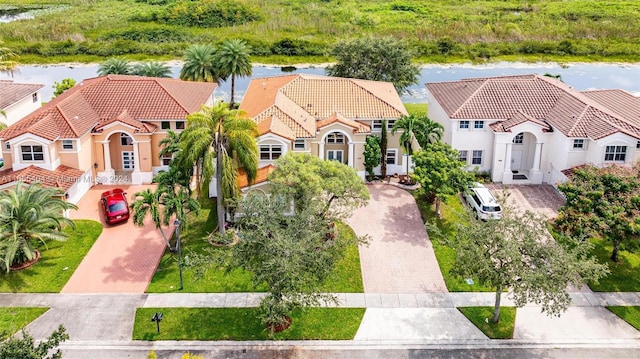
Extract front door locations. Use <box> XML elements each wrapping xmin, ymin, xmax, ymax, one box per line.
<box><xmin>327</xmin><ymin>150</ymin><xmax>343</xmax><ymax>163</ymax></box>
<box><xmin>511</xmin><ymin>150</ymin><xmax>522</xmax><ymax>171</ymax></box>
<box><xmin>122</xmin><ymin>151</ymin><xmax>135</xmax><ymax>170</ymax></box>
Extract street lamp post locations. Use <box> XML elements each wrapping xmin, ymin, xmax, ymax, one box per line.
<box><xmin>174</xmin><ymin>218</ymin><xmax>183</xmax><ymax>290</ymax></box>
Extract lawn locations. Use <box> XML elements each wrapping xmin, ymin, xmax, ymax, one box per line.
<box><xmin>404</xmin><ymin>103</ymin><xmax>428</xmax><ymax>115</ymax></box>
<box><xmin>607</xmin><ymin>306</ymin><xmax>640</xmax><ymax>331</ymax></box>
<box><xmin>146</xmin><ymin>200</ymin><xmax>364</xmax><ymax>293</ymax></box>
<box><xmin>0</xmin><ymin>307</ymin><xmax>49</xmax><ymax>340</ymax></box>
<box><xmin>458</xmin><ymin>307</ymin><xmax>516</xmax><ymax>339</ymax></box>
<box><xmin>0</xmin><ymin>220</ymin><xmax>103</xmax><ymax>293</ymax></box>
<box><xmin>586</xmin><ymin>238</ymin><xmax>640</xmax><ymax>292</ymax></box>
<box><xmin>411</xmin><ymin>190</ymin><xmax>492</xmax><ymax>292</ymax></box>
<box><xmin>133</xmin><ymin>307</ymin><xmax>365</xmax><ymax>341</ymax></box>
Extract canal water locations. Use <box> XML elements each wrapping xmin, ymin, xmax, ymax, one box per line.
<box><xmin>1</xmin><ymin>62</ymin><xmax>639</xmax><ymax>103</ymax></box>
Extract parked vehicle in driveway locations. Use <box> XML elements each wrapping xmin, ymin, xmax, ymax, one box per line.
<box><xmin>463</xmin><ymin>183</ymin><xmax>502</xmax><ymax>220</ymax></box>
<box><xmin>100</xmin><ymin>188</ymin><xmax>130</xmax><ymax>224</ymax></box>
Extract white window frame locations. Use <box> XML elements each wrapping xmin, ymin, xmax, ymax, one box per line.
<box><xmin>161</xmin><ymin>121</ymin><xmax>170</xmax><ymax>130</ymax></box>
<box><xmin>459</xmin><ymin>120</ymin><xmax>470</xmax><ymax>129</ymax></box>
<box><xmin>294</xmin><ymin>139</ymin><xmax>305</xmax><ymax>150</ymax></box>
<box><xmin>122</xmin><ymin>151</ymin><xmax>135</xmax><ymax>170</ymax></box>
<box><xmin>327</xmin><ymin>150</ymin><xmax>343</xmax><ymax>163</ymax></box>
<box><xmin>175</xmin><ymin>121</ymin><xmax>185</xmax><ymax>130</ymax></box>
<box><xmin>4</xmin><ymin>141</ymin><xmax>10</xmax><ymax>150</ymax></box>
<box><xmin>32</xmin><ymin>93</ymin><xmax>38</xmax><ymax>103</ymax></box>
<box><xmin>572</xmin><ymin>139</ymin><xmax>586</xmax><ymax>150</ymax></box>
<box><xmin>21</xmin><ymin>145</ymin><xmax>44</xmax><ymax>162</ymax></box>
<box><xmin>62</xmin><ymin>139</ymin><xmax>74</xmax><ymax>150</ymax></box>
<box><xmin>636</xmin><ymin>141</ymin><xmax>640</xmax><ymax>150</ymax></box>
<box><xmin>326</xmin><ymin>133</ymin><xmax>345</xmax><ymax>144</ymax></box>
<box><xmin>513</xmin><ymin>133</ymin><xmax>524</xmax><ymax>144</ymax></box>
<box><xmin>458</xmin><ymin>150</ymin><xmax>468</xmax><ymax>163</ymax></box>
<box><xmin>386</xmin><ymin>149</ymin><xmax>397</xmax><ymax>165</ymax></box>
<box><xmin>161</xmin><ymin>155</ymin><xmax>172</xmax><ymax>166</ymax></box>
<box><xmin>604</xmin><ymin>145</ymin><xmax>626</xmax><ymax>162</ymax></box>
<box><xmin>373</xmin><ymin>120</ymin><xmax>395</xmax><ymax>131</ymax></box>
<box><xmin>473</xmin><ymin>121</ymin><xmax>484</xmax><ymax>129</ymax></box>
<box><xmin>471</xmin><ymin>150</ymin><xmax>483</xmax><ymax>165</ymax></box>
<box><xmin>260</xmin><ymin>144</ymin><xmax>282</xmax><ymax>161</ymax></box>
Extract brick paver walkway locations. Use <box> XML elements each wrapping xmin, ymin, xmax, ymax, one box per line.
<box><xmin>346</xmin><ymin>184</ymin><xmax>447</xmax><ymax>293</ymax></box>
<box><xmin>486</xmin><ymin>184</ymin><xmax>565</xmax><ymax>218</ymax></box>
<box><xmin>63</xmin><ymin>184</ymin><xmax>169</xmax><ymax>293</ymax></box>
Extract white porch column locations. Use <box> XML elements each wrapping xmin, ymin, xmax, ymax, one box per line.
<box><xmin>503</xmin><ymin>142</ymin><xmax>513</xmax><ymax>172</ymax></box>
<box><xmin>532</xmin><ymin>142</ymin><xmax>542</xmax><ymax>171</ymax></box>
<box><xmin>318</xmin><ymin>142</ymin><xmax>325</xmax><ymax>160</ymax></box>
<box><xmin>348</xmin><ymin>142</ymin><xmax>354</xmax><ymax>167</ymax></box>
<box><xmin>132</xmin><ymin>141</ymin><xmax>140</xmax><ymax>173</ymax></box>
<box><xmin>102</xmin><ymin>142</ymin><xmax>112</xmax><ymax>171</ymax></box>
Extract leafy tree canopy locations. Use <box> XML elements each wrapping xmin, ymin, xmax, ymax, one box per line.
<box><xmin>52</xmin><ymin>78</ymin><xmax>76</xmax><ymax>98</ymax></box>
<box><xmin>363</xmin><ymin>135</ymin><xmax>381</xmax><ymax>180</ymax></box>
<box><xmin>411</xmin><ymin>142</ymin><xmax>474</xmax><ymax>217</ymax></box>
<box><xmin>326</xmin><ymin>36</ymin><xmax>420</xmax><ymax>94</ymax></box>
<box><xmin>0</xmin><ymin>325</ymin><xmax>68</xmax><ymax>359</ymax></box>
<box><xmin>556</xmin><ymin>164</ymin><xmax>640</xmax><ymax>262</ymax></box>
<box><xmin>268</xmin><ymin>152</ymin><xmax>369</xmax><ymax>221</ymax></box>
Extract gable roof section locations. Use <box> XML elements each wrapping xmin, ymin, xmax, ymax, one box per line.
<box><xmin>317</xmin><ymin>112</ymin><xmax>371</xmax><ymax>133</ymax></box>
<box><xmin>427</xmin><ymin>74</ymin><xmax>640</xmax><ymax>140</ymax></box>
<box><xmin>237</xmin><ymin>164</ymin><xmax>276</xmax><ymax>189</ymax></box>
<box><xmin>257</xmin><ymin>116</ymin><xmax>296</xmax><ymax>140</ymax></box>
<box><xmin>94</xmin><ymin>109</ymin><xmax>158</xmax><ymax>133</ymax></box>
<box><xmin>0</xmin><ymin>75</ymin><xmax>217</xmax><ymax>141</ymax></box>
<box><xmin>489</xmin><ymin>110</ymin><xmax>551</xmax><ymax>133</ymax></box>
<box><xmin>0</xmin><ymin>165</ymin><xmax>84</xmax><ymax>191</ymax></box>
<box><xmin>241</xmin><ymin>74</ymin><xmax>406</xmax><ymax>139</ymax></box>
<box><xmin>0</xmin><ymin>81</ymin><xmax>44</xmax><ymax>109</ymax></box>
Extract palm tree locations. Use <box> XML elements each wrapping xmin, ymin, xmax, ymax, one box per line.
<box><xmin>132</xmin><ymin>61</ymin><xmax>172</xmax><ymax>78</ymax></box>
<box><xmin>159</xmin><ymin>130</ymin><xmax>182</xmax><ymax>159</ymax></box>
<box><xmin>130</xmin><ymin>188</ymin><xmax>171</xmax><ymax>250</ymax></box>
<box><xmin>392</xmin><ymin>113</ymin><xmax>443</xmax><ymax>176</ymax></box>
<box><xmin>0</xmin><ymin>41</ymin><xmax>18</xmax><ymax>74</ymax></box>
<box><xmin>180</xmin><ymin>44</ymin><xmax>224</xmax><ymax>83</ymax></box>
<box><xmin>97</xmin><ymin>58</ymin><xmax>132</xmax><ymax>76</ymax></box>
<box><xmin>215</xmin><ymin>39</ymin><xmax>252</xmax><ymax>108</ymax></box>
<box><xmin>0</xmin><ymin>182</ymin><xmax>77</xmax><ymax>272</ymax></box>
<box><xmin>180</xmin><ymin>103</ymin><xmax>258</xmax><ymax>234</ymax></box>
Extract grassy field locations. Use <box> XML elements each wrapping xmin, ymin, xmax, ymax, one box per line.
<box><xmin>133</xmin><ymin>307</ymin><xmax>365</xmax><ymax>340</ymax></box>
<box><xmin>0</xmin><ymin>307</ymin><xmax>49</xmax><ymax>339</ymax></box>
<box><xmin>146</xmin><ymin>199</ymin><xmax>364</xmax><ymax>293</ymax></box>
<box><xmin>0</xmin><ymin>220</ymin><xmax>103</xmax><ymax>293</ymax></box>
<box><xmin>1</xmin><ymin>1</ymin><xmax>639</xmax><ymax>64</ymax></box>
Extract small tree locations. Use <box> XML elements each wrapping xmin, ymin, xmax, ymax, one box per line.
<box><xmin>326</xmin><ymin>36</ymin><xmax>420</xmax><ymax>94</ymax></box>
<box><xmin>411</xmin><ymin>142</ymin><xmax>474</xmax><ymax>217</ymax></box>
<box><xmin>363</xmin><ymin>135</ymin><xmax>381</xmax><ymax>181</ymax></box>
<box><xmin>446</xmin><ymin>203</ymin><xmax>607</xmax><ymax>323</ymax></box>
<box><xmin>379</xmin><ymin>119</ymin><xmax>388</xmax><ymax>178</ymax></box>
<box><xmin>556</xmin><ymin>164</ymin><xmax>640</xmax><ymax>262</ymax></box>
<box><xmin>0</xmin><ymin>325</ymin><xmax>68</xmax><ymax>359</ymax></box>
<box><xmin>268</xmin><ymin>152</ymin><xmax>369</xmax><ymax>221</ymax></box>
<box><xmin>226</xmin><ymin>193</ymin><xmax>360</xmax><ymax>331</ymax></box>
<box><xmin>52</xmin><ymin>78</ymin><xmax>76</xmax><ymax>98</ymax></box>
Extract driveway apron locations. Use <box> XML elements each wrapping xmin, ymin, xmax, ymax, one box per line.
<box><xmin>62</xmin><ymin>185</ymin><xmax>169</xmax><ymax>293</ymax></box>
<box><xmin>346</xmin><ymin>184</ymin><xmax>447</xmax><ymax>293</ymax></box>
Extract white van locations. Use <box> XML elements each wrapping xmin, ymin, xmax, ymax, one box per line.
<box><xmin>463</xmin><ymin>183</ymin><xmax>502</xmax><ymax>220</ymax></box>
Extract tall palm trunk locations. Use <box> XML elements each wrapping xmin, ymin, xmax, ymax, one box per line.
<box><xmin>229</xmin><ymin>74</ymin><xmax>236</xmax><ymax>109</ymax></box>
<box><xmin>215</xmin><ymin>133</ymin><xmax>226</xmax><ymax>235</ymax></box>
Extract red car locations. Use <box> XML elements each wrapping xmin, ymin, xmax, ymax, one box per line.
<box><xmin>100</xmin><ymin>188</ymin><xmax>130</xmax><ymax>224</ymax></box>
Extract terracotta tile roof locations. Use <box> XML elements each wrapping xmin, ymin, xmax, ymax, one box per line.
<box><xmin>94</xmin><ymin>109</ymin><xmax>158</xmax><ymax>133</ymax></box>
<box><xmin>0</xmin><ymin>75</ymin><xmax>216</xmax><ymax>141</ymax></box>
<box><xmin>0</xmin><ymin>81</ymin><xmax>44</xmax><ymax>109</ymax></box>
<box><xmin>240</xmin><ymin>74</ymin><xmax>406</xmax><ymax>139</ymax></box>
<box><xmin>317</xmin><ymin>112</ymin><xmax>371</xmax><ymax>133</ymax></box>
<box><xmin>426</xmin><ymin>74</ymin><xmax>640</xmax><ymax>140</ymax></box>
<box><xmin>256</xmin><ymin>116</ymin><xmax>296</xmax><ymax>140</ymax></box>
<box><xmin>0</xmin><ymin>165</ymin><xmax>84</xmax><ymax>192</ymax></box>
<box><xmin>237</xmin><ymin>164</ymin><xmax>275</xmax><ymax>189</ymax></box>
<box><xmin>489</xmin><ymin>110</ymin><xmax>551</xmax><ymax>133</ymax></box>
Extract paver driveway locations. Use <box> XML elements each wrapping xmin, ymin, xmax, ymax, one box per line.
<box><xmin>346</xmin><ymin>184</ymin><xmax>447</xmax><ymax>293</ymax></box>
<box><xmin>63</xmin><ymin>185</ymin><xmax>170</xmax><ymax>293</ymax></box>
<box><xmin>485</xmin><ymin>183</ymin><xmax>565</xmax><ymax>218</ymax></box>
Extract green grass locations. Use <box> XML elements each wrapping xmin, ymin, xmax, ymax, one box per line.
<box><xmin>607</xmin><ymin>306</ymin><xmax>640</xmax><ymax>331</ymax></box>
<box><xmin>146</xmin><ymin>201</ymin><xmax>363</xmax><ymax>293</ymax></box>
<box><xmin>411</xmin><ymin>190</ymin><xmax>492</xmax><ymax>292</ymax></box>
<box><xmin>0</xmin><ymin>220</ymin><xmax>103</xmax><ymax>293</ymax></box>
<box><xmin>133</xmin><ymin>307</ymin><xmax>365</xmax><ymax>340</ymax></box>
<box><xmin>0</xmin><ymin>307</ymin><xmax>49</xmax><ymax>340</ymax></box>
<box><xmin>404</xmin><ymin>103</ymin><xmax>428</xmax><ymax>115</ymax></box>
<box><xmin>586</xmin><ymin>238</ymin><xmax>640</xmax><ymax>292</ymax></box>
<box><xmin>458</xmin><ymin>306</ymin><xmax>516</xmax><ymax>339</ymax></box>
<box><xmin>1</xmin><ymin>1</ymin><xmax>640</xmax><ymax>64</ymax></box>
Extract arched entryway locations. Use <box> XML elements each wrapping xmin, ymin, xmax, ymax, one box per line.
<box><xmin>97</xmin><ymin>130</ymin><xmax>139</xmax><ymax>184</ymax></box>
<box><xmin>503</xmin><ymin>131</ymin><xmax>543</xmax><ymax>183</ymax></box>
<box><xmin>319</xmin><ymin>130</ymin><xmax>354</xmax><ymax>167</ymax></box>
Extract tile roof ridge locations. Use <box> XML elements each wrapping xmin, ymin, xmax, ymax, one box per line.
<box><xmin>148</xmin><ymin>77</ymin><xmax>192</xmax><ymax>114</ymax></box>
<box><xmin>346</xmin><ymin>77</ymin><xmax>406</xmax><ymax>115</ymax></box>
<box><xmin>54</xmin><ymin>102</ymin><xmax>81</xmax><ymax>138</ymax></box>
<box><xmin>566</xmin><ymin>101</ymin><xmax>591</xmax><ymax>137</ymax></box>
<box><xmin>451</xmin><ymin>78</ymin><xmax>490</xmax><ymax>118</ymax></box>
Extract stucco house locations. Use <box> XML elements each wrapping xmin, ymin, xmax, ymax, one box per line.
<box><xmin>0</xmin><ymin>80</ymin><xmax>44</xmax><ymax>127</ymax></box>
<box><xmin>237</xmin><ymin>74</ymin><xmax>409</xmax><ymax>192</ymax></box>
<box><xmin>426</xmin><ymin>74</ymin><xmax>640</xmax><ymax>184</ymax></box>
<box><xmin>0</xmin><ymin>75</ymin><xmax>216</xmax><ymax>202</ymax></box>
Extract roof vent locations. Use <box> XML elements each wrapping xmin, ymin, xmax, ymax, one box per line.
<box><xmin>262</xmin><ymin>82</ymin><xmax>266</xmax><ymax>89</ymax></box>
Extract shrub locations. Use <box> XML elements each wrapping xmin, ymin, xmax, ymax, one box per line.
<box><xmin>270</xmin><ymin>38</ymin><xmax>324</xmax><ymax>56</ymax></box>
<box><xmin>101</xmin><ymin>25</ymin><xmax>188</xmax><ymax>43</ymax></box>
<box><xmin>158</xmin><ymin>0</ymin><xmax>261</xmax><ymax>28</ymax></box>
